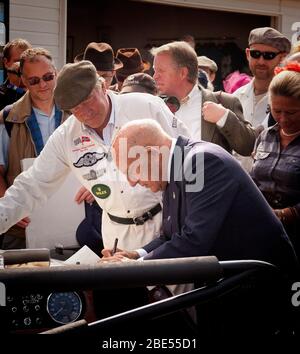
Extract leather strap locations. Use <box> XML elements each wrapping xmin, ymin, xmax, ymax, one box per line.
<box><xmin>108</xmin><ymin>203</ymin><xmax>162</xmax><ymax>225</ymax></box>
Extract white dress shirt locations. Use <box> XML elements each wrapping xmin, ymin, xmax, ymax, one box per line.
<box><xmin>175</xmin><ymin>85</ymin><xmax>229</xmax><ymax>140</ymax></box>
<box><xmin>233</xmin><ymin>79</ymin><xmax>269</xmax><ymax>172</ymax></box>
<box><xmin>175</xmin><ymin>85</ymin><xmax>202</xmax><ymax>140</ymax></box>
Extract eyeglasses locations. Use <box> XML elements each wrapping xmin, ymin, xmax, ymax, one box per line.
<box><xmin>249</xmin><ymin>50</ymin><xmax>282</xmax><ymax>61</ymax></box>
<box><xmin>25</xmin><ymin>72</ymin><xmax>55</xmax><ymax>86</ymax></box>
<box><xmin>6</xmin><ymin>68</ymin><xmax>21</xmax><ymax>77</ymax></box>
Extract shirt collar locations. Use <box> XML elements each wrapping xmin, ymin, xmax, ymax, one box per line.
<box><xmin>106</xmin><ymin>90</ymin><xmax>116</xmax><ymax>126</ymax></box>
<box><xmin>180</xmin><ymin>84</ymin><xmax>199</xmax><ymax>105</ymax></box>
<box><xmin>32</xmin><ymin>105</ymin><xmax>55</xmax><ymax>118</ymax></box>
<box><xmin>269</xmin><ymin>122</ymin><xmax>280</xmax><ymax>133</ymax></box>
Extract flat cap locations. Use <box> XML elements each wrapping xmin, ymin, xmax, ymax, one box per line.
<box><xmin>248</xmin><ymin>27</ymin><xmax>291</xmax><ymax>53</ymax></box>
<box><xmin>197</xmin><ymin>56</ymin><xmax>218</xmax><ymax>72</ymax></box>
<box><xmin>54</xmin><ymin>60</ymin><xmax>98</xmax><ymax>110</ymax></box>
<box><xmin>120</xmin><ymin>73</ymin><xmax>157</xmax><ymax>95</ymax></box>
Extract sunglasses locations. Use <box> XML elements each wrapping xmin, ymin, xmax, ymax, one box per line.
<box><xmin>249</xmin><ymin>50</ymin><xmax>282</xmax><ymax>60</ymax></box>
<box><xmin>6</xmin><ymin>68</ymin><xmax>21</xmax><ymax>77</ymax></box>
<box><xmin>26</xmin><ymin>72</ymin><xmax>55</xmax><ymax>86</ymax></box>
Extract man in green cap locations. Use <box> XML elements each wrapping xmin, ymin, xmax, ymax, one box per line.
<box><xmin>0</xmin><ymin>60</ymin><xmax>189</xmax><ymax>257</ymax></box>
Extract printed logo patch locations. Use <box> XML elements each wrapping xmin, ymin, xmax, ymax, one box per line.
<box><xmin>172</xmin><ymin>117</ymin><xmax>178</xmax><ymax>128</ymax></box>
<box><xmin>73</xmin><ymin>152</ymin><xmax>106</xmax><ymax>168</ymax></box>
<box><xmin>82</xmin><ymin>168</ymin><xmax>106</xmax><ymax>181</ymax></box>
<box><xmin>73</xmin><ymin>136</ymin><xmax>91</xmax><ymax>146</ymax></box>
<box><xmin>92</xmin><ymin>184</ymin><xmax>111</xmax><ymax>199</ymax></box>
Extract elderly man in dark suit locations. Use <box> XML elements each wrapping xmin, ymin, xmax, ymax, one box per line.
<box><xmin>104</xmin><ymin>119</ymin><xmax>298</xmax><ymax>279</ymax></box>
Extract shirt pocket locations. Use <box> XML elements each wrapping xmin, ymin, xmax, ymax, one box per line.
<box><xmin>253</xmin><ymin>141</ymin><xmax>271</xmax><ymax>161</ymax></box>
<box><xmin>280</xmin><ymin>155</ymin><xmax>300</xmax><ymax>188</ymax></box>
<box><xmin>253</xmin><ymin>150</ymin><xmax>270</xmax><ymax>161</ymax></box>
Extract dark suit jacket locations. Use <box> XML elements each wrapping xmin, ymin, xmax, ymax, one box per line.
<box><xmin>143</xmin><ymin>136</ymin><xmax>298</xmax><ymax>277</ymax></box>
<box><xmin>200</xmin><ymin>87</ymin><xmax>256</xmax><ymax>156</ymax></box>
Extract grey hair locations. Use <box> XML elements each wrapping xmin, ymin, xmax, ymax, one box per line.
<box><xmin>113</xmin><ymin>119</ymin><xmax>170</xmax><ymax>147</ymax></box>
<box><xmin>151</xmin><ymin>41</ymin><xmax>198</xmax><ymax>84</ymax></box>
<box><xmin>20</xmin><ymin>47</ymin><xmax>54</xmax><ymax>73</ymax></box>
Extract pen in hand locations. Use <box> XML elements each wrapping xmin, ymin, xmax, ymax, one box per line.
<box><xmin>112</xmin><ymin>238</ymin><xmax>118</xmax><ymax>256</ymax></box>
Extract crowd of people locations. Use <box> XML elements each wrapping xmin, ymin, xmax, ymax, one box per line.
<box><xmin>0</xmin><ymin>27</ymin><xmax>299</xmax><ymax>298</ymax></box>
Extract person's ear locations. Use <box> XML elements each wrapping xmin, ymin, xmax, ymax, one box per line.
<box><xmin>3</xmin><ymin>57</ymin><xmax>8</xmax><ymax>69</ymax></box>
<box><xmin>145</xmin><ymin>146</ymin><xmax>160</xmax><ymax>180</ymax></box>
<box><xmin>101</xmin><ymin>81</ymin><xmax>107</xmax><ymax>94</ymax></box>
<box><xmin>20</xmin><ymin>74</ymin><xmax>30</xmax><ymax>90</ymax></box>
<box><xmin>209</xmin><ymin>71</ymin><xmax>216</xmax><ymax>83</ymax></box>
<box><xmin>145</xmin><ymin>146</ymin><xmax>161</xmax><ymax>167</ymax></box>
<box><xmin>279</xmin><ymin>53</ymin><xmax>288</xmax><ymax>63</ymax></box>
<box><xmin>245</xmin><ymin>48</ymin><xmax>251</xmax><ymax>62</ymax></box>
<box><xmin>145</xmin><ymin>146</ymin><xmax>160</xmax><ymax>155</ymax></box>
<box><xmin>180</xmin><ymin>66</ymin><xmax>189</xmax><ymax>80</ymax></box>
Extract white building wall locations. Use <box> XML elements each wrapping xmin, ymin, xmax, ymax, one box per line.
<box><xmin>281</xmin><ymin>0</ymin><xmax>300</xmax><ymax>45</ymax></box>
<box><xmin>9</xmin><ymin>0</ymin><xmax>67</xmax><ymax>69</ymax></box>
<box><xmin>139</xmin><ymin>0</ymin><xmax>281</xmax><ymax>15</ymax></box>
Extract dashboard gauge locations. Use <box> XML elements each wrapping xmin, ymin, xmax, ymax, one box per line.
<box><xmin>47</xmin><ymin>292</ymin><xmax>82</xmax><ymax>324</ymax></box>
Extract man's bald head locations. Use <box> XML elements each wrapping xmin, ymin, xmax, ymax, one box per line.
<box><xmin>113</xmin><ymin>119</ymin><xmax>170</xmax><ymax>150</ymax></box>
<box><xmin>112</xmin><ymin>119</ymin><xmax>172</xmax><ymax>192</ymax></box>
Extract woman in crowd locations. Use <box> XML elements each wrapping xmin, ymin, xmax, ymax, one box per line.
<box><xmin>251</xmin><ymin>62</ymin><xmax>300</xmax><ymax>257</ymax></box>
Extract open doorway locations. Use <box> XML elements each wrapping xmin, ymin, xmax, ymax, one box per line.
<box><xmin>67</xmin><ymin>0</ymin><xmax>271</xmax><ymax>89</ymax></box>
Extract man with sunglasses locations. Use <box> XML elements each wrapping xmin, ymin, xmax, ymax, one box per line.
<box><xmin>234</xmin><ymin>27</ymin><xmax>291</xmax><ymax>171</ymax></box>
<box><xmin>0</xmin><ymin>38</ymin><xmax>32</xmax><ymax>112</ymax></box>
<box><xmin>0</xmin><ymin>47</ymin><xmax>70</xmax><ymax>249</ymax></box>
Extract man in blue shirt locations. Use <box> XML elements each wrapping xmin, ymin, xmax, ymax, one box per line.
<box><xmin>0</xmin><ymin>47</ymin><xmax>71</xmax><ymax>249</ymax></box>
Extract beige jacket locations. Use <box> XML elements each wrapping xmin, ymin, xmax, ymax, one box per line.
<box><xmin>3</xmin><ymin>92</ymin><xmax>69</xmax><ymax>237</ymax></box>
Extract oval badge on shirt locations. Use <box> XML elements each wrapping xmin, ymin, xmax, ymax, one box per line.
<box><xmin>254</xmin><ymin>151</ymin><xmax>270</xmax><ymax>160</ymax></box>
<box><xmin>92</xmin><ymin>184</ymin><xmax>111</xmax><ymax>199</ymax></box>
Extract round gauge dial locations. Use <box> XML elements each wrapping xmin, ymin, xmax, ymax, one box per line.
<box><xmin>47</xmin><ymin>292</ymin><xmax>82</xmax><ymax>324</ymax></box>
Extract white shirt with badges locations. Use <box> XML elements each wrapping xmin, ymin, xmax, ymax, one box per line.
<box><xmin>0</xmin><ymin>91</ymin><xmax>190</xmax><ymax>251</ymax></box>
